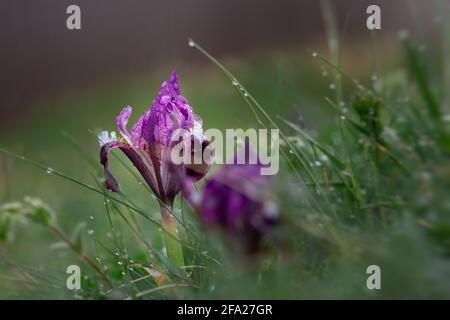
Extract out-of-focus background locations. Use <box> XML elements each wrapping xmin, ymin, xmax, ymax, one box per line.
<box><xmin>0</xmin><ymin>0</ymin><xmax>437</xmax><ymax>125</ymax></box>
<box><xmin>0</xmin><ymin>0</ymin><xmax>448</xmax><ymax>299</ymax></box>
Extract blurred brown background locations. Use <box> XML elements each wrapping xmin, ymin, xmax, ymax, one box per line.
<box><xmin>0</xmin><ymin>0</ymin><xmax>435</xmax><ymax>128</ymax></box>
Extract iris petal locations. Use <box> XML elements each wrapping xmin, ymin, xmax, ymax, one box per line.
<box><xmin>195</xmin><ymin>142</ymin><xmax>277</xmax><ymax>253</ymax></box>
<box><xmin>102</xmin><ymin>70</ymin><xmax>210</xmax><ymax>205</ymax></box>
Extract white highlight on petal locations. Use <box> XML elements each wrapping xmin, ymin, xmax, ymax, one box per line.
<box><xmin>190</xmin><ymin>115</ymin><xmax>206</xmax><ymax>141</ymax></box>
<box><xmin>98</xmin><ymin>131</ymin><xmax>118</xmax><ymax>147</ymax></box>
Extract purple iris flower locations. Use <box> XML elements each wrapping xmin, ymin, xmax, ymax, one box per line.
<box><xmin>183</xmin><ymin>143</ymin><xmax>278</xmax><ymax>253</ymax></box>
<box><xmin>98</xmin><ymin>70</ymin><xmax>210</xmax><ymax>206</ymax></box>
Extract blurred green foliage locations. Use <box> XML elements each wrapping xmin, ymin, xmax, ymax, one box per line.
<box><xmin>1</xmin><ymin>22</ymin><xmax>450</xmax><ymax>299</ymax></box>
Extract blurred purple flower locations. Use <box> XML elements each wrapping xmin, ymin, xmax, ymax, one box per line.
<box><xmin>98</xmin><ymin>70</ymin><xmax>210</xmax><ymax>206</ymax></box>
<box><xmin>183</xmin><ymin>143</ymin><xmax>278</xmax><ymax>253</ymax></box>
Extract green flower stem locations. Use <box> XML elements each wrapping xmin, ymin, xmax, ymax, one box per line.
<box><xmin>160</xmin><ymin>205</ymin><xmax>185</xmax><ymax>269</ymax></box>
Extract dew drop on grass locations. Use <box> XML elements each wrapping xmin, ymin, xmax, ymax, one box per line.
<box><xmin>188</xmin><ymin>39</ymin><xmax>195</xmax><ymax>47</ymax></box>
<box><xmin>87</xmin><ymin>229</ymin><xmax>94</xmax><ymax>236</ymax></box>
<box><xmin>340</xmin><ymin>115</ymin><xmax>346</xmax><ymax>121</ymax></box>
<box><xmin>89</xmin><ymin>216</ymin><xmax>94</xmax><ymax>220</ymax></box>
<box><xmin>46</xmin><ymin>167</ymin><xmax>54</xmax><ymax>174</ymax></box>
<box><xmin>329</xmin><ymin>83</ymin><xmax>336</xmax><ymax>90</ymax></box>
<box><xmin>371</xmin><ymin>74</ymin><xmax>378</xmax><ymax>81</ymax></box>
<box><xmin>312</xmin><ymin>52</ymin><xmax>318</xmax><ymax>58</ymax></box>
<box><xmin>314</xmin><ymin>161</ymin><xmax>322</xmax><ymax>167</ymax></box>
<box><xmin>232</xmin><ymin>79</ymin><xmax>239</xmax><ymax>86</ymax></box>
<box><xmin>117</xmin><ymin>261</ymin><xmax>123</xmax><ymax>266</ymax></box>
<box><xmin>289</xmin><ymin>149</ymin><xmax>294</xmax><ymax>154</ymax></box>
<box><xmin>398</xmin><ymin>30</ymin><xmax>409</xmax><ymax>40</ymax></box>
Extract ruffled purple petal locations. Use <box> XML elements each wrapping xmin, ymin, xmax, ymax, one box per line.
<box><xmin>157</xmin><ymin>70</ymin><xmax>181</xmax><ymax>97</ymax></box>
<box><xmin>149</xmin><ymin>71</ymin><xmax>195</xmax><ymax>146</ymax></box>
<box><xmin>115</xmin><ymin>106</ymin><xmax>151</xmax><ymax>150</ymax></box>
<box><xmin>196</xmin><ymin>142</ymin><xmax>277</xmax><ymax>253</ymax></box>
<box><xmin>130</xmin><ymin>110</ymin><xmax>151</xmax><ymax>150</ymax></box>
<box><xmin>100</xmin><ymin>141</ymin><xmax>123</xmax><ymax>192</ymax></box>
